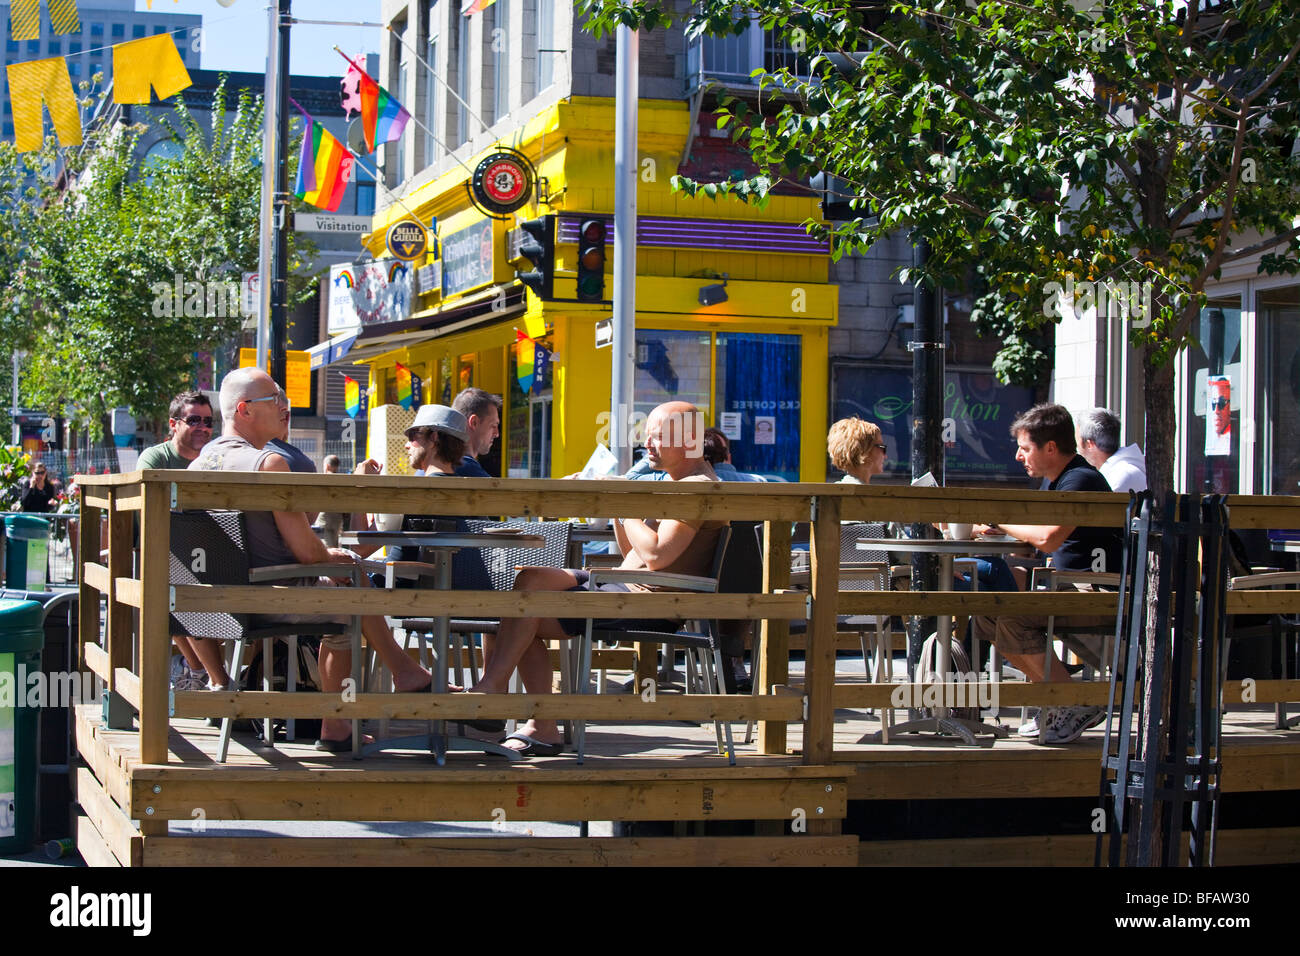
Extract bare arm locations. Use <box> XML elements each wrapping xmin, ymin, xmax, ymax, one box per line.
<box><xmin>263</xmin><ymin>453</ymin><xmax>353</xmax><ymax>565</ymax></box>
<box><xmin>620</xmin><ymin>516</ymin><xmax>701</xmax><ymax>570</ymax></box>
<box><xmin>976</xmin><ymin>522</ymin><xmax>1073</xmax><ymax>555</ymax></box>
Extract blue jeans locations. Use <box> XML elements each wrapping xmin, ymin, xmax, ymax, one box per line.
<box><xmin>952</xmin><ymin>556</ymin><xmax>1019</xmax><ymax>593</ymax></box>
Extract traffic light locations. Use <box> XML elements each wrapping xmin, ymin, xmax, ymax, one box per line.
<box><xmin>576</xmin><ymin>218</ymin><xmax>607</xmax><ymax>302</ymax></box>
<box><xmin>516</xmin><ymin>215</ymin><xmax>555</xmax><ymax>301</ymax></box>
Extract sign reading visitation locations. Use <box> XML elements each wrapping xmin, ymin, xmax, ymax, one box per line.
<box><xmin>441</xmin><ymin>219</ymin><xmax>494</xmax><ymax>298</ymax></box>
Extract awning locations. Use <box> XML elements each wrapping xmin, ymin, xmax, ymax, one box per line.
<box><xmin>307</xmin><ymin>332</ymin><xmax>358</xmax><ymax>370</ymax></box>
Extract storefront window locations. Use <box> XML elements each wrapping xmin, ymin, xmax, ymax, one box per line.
<box><xmin>1259</xmin><ymin>285</ymin><xmax>1300</xmax><ymax>495</ymax></box>
<box><xmin>1184</xmin><ymin>297</ymin><xmax>1242</xmax><ymax>493</ymax></box>
<box><xmin>633</xmin><ymin>330</ymin><xmax>711</xmax><ymax>423</ymax></box>
<box><xmin>507</xmin><ymin>340</ymin><xmax>553</xmax><ymax>477</ymax></box>
<box><xmin>716</xmin><ymin>332</ymin><xmax>801</xmax><ymax>481</ymax></box>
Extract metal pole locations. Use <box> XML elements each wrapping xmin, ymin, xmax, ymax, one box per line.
<box><xmin>11</xmin><ymin>352</ymin><xmax>20</xmax><ymax>445</ymax></box>
<box><xmin>907</xmin><ymin>234</ymin><xmax>945</xmax><ymax>678</ymax></box>
<box><xmin>254</xmin><ymin>0</ymin><xmax>280</xmax><ymax>370</ymax></box>
<box><xmin>270</xmin><ymin>0</ymin><xmax>293</xmax><ymax>389</ymax></box>
<box><xmin>610</xmin><ymin>25</ymin><xmax>638</xmax><ymax>473</ymax></box>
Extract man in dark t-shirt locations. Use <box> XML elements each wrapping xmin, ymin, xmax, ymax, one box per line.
<box><xmin>971</xmin><ymin>404</ymin><xmax>1122</xmax><ymax>744</ymax></box>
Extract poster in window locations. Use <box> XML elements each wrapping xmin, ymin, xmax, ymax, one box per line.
<box><xmin>719</xmin><ymin>412</ymin><xmax>742</xmax><ymax>441</ymax></box>
<box><xmin>754</xmin><ymin>416</ymin><xmax>776</xmax><ymax>445</ymax></box>
<box><xmin>1206</xmin><ymin>375</ymin><xmax>1231</xmax><ymax>457</ymax></box>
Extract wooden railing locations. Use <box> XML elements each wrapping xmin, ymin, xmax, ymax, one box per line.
<box><xmin>74</xmin><ymin>471</ymin><xmax>1300</xmax><ymax>769</ymax></box>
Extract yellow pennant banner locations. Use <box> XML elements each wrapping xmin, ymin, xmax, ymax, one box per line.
<box><xmin>112</xmin><ymin>33</ymin><xmax>193</xmax><ymax>104</ymax></box>
<box><xmin>6</xmin><ymin>57</ymin><xmax>81</xmax><ymax>151</ymax></box>
<box><xmin>9</xmin><ymin>0</ymin><xmax>80</xmax><ymax>41</ymax></box>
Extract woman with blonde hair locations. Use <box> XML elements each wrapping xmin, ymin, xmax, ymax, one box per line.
<box><xmin>827</xmin><ymin>417</ymin><xmax>888</xmax><ymax>483</ymax></box>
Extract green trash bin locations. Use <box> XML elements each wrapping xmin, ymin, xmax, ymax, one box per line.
<box><xmin>5</xmin><ymin>515</ymin><xmax>50</xmax><ymax>592</ymax></box>
<box><xmin>0</xmin><ymin>599</ymin><xmax>45</xmax><ymax>853</ymax></box>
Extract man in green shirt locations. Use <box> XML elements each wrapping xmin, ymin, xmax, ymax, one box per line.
<box><xmin>137</xmin><ymin>391</ymin><xmax>214</xmax><ymax>470</ymax></box>
<box><xmin>138</xmin><ymin>391</ymin><xmax>219</xmax><ymax>691</ymax></box>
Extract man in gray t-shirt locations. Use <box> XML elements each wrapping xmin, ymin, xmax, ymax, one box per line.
<box><xmin>137</xmin><ymin>391</ymin><xmax>214</xmax><ymax>470</ymax></box>
<box><xmin>191</xmin><ymin>367</ymin><xmax>432</xmax><ymax>750</ymax></box>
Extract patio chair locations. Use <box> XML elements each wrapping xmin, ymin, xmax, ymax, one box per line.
<box><xmin>570</xmin><ymin>525</ymin><xmax>734</xmax><ymax>764</ymax></box>
<box><xmin>168</xmin><ymin>510</ymin><xmax>363</xmax><ymax>761</ymax></box>
<box><xmin>1226</xmin><ymin>571</ymin><xmax>1300</xmax><ymax>729</ymax></box>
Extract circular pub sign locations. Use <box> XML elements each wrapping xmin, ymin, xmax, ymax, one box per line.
<box><xmin>470</xmin><ymin>150</ymin><xmax>534</xmax><ymax>215</ymax></box>
<box><xmin>386</xmin><ymin>219</ymin><xmax>428</xmax><ymax>261</ymax></box>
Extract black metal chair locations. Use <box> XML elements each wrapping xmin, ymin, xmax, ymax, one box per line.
<box><xmin>168</xmin><ymin>510</ymin><xmax>362</xmax><ymax>761</ymax></box>
<box><xmin>571</xmin><ymin>525</ymin><xmax>735</xmax><ymax>764</ymax></box>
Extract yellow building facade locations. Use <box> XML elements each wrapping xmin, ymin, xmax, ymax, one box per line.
<box><xmin>357</xmin><ymin>97</ymin><xmax>836</xmax><ymax>480</ymax></box>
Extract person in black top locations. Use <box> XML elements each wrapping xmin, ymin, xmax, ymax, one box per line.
<box><xmin>971</xmin><ymin>403</ymin><xmax>1122</xmax><ymax>744</ymax></box>
<box><xmin>451</xmin><ymin>387</ymin><xmax>501</xmax><ymax>478</ymax></box>
<box><xmin>19</xmin><ymin>463</ymin><xmax>58</xmax><ymax>512</ymax></box>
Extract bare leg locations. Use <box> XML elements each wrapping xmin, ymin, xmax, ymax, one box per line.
<box><xmin>1000</xmin><ymin>648</ymin><xmax>1072</xmax><ymax>683</ymax></box>
<box><xmin>317</xmin><ymin>644</ymin><xmax>352</xmax><ymax>742</ymax></box>
<box><xmin>173</xmin><ymin>635</ymin><xmax>203</xmax><ymax>671</ymax></box>
<box><xmin>188</xmin><ymin>637</ymin><xmax>231</xmax><ymax>686</ymax></box>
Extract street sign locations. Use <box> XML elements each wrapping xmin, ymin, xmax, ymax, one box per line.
<box><xmin>296</xmin><ymin>213</ymin><xmax>372</xmax><ymax>237</ymax></box>
<box><xmin>386</xmin><ymin>220</ymin><xmax>428</xmax><ymax>261</ymax></box>
<box><xmin>241</xmin><ymin>272</ymin><xmax>260</xmax><ymax>317</ymax></box>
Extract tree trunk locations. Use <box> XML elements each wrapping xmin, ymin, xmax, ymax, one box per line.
<box><xmin>1126</xmin><ymin>347</ymin><xmax>1178</xmax><ymax>864</ymax></box>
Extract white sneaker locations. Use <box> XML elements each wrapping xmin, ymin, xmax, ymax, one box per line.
<box><xmin>1037</xmin><ymin>706</ymin><xmax>1106</xmax><ymax>744</ymax></box>
<box><xmin>1017</xmin><ymin>710</ymin><xmax>1040</xmax><ymax>737</ymax></box>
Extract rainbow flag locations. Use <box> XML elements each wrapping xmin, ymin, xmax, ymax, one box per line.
<box><xmin>461</xmin><ymin>0</ymin><xmax>499</xmax><ymax>14</ymax></box>
<box><xmin>515</xmin><ymin>331</ymin><xmax>535</xmax><ymax>395</ymax></box>
<box><xmin>344</xmin><ymin>376</ymin><xmax>361</xmax><ymax>418</ymax></box>
<box><xmin>294</xmin><ymin>116</ymin><xmax>353</xmax><ymax>212</ymax></box>
<box><xmin>395</xmin><ymin>362</ymin><xmax>413</xmax><ymax>410</ymax></box>
<box><xmin>340</xmin><ymin>56</ymin><xmax>410</xmax><ymax>154</ymax></box>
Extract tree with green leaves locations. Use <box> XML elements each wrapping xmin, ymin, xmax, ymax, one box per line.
<box><xmin>4</xmin><ymin>78</ymin><xmax>315</xmax><ymax>440</ymax></box>
<box><xmin>582</xmin><ymin>0</ymin><xmax>1300</xmax><ymax>864</ymax></box>
<box><xmin>582</xmin><ymin>0</ymin><xmax>1300</xmax><ymax>498</ymax></box>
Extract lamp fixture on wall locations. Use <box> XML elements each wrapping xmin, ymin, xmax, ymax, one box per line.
<box><xmin>698</xmin><ymin>273</ymin><xmax>729</xmax><ymax>306</ymax></box>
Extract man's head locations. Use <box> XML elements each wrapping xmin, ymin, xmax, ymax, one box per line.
<box><xmin>1076</xmin><ymin>408</ymin><xmax>1121</xmax><ymax>469</ymax></box>
<box><xmin>702</xmin><ymin>427</ymin><xmax>730</xmax><ymax>466</ymax></box>
<box><xmin>168</xmin><ymin>390</ymin><xmax>214</xmax><ymax>461</ymax></box>
<box><xmin>644</xmin><ymin>401</ymin><xmax>706</xmax><ymax>475</ymax></box>
<box><xmin>452</xmin><ymin>387</ymin><xmax>502</xmax><ymax>459</ymax></box>
<box><xmin>1009</xmin><ymin>403</ymin><xmax>1077</xmax><ymax>481</ymax></box>
<box><xmin>219</xmin><ymin>368</ymin><xmax>289</xmax><ymax>449</ymax></box>
<box><xmin>323</xmin><ymin>454</ymin><xmax>340</xmax><ymax>474</ymax></box>
<box><xmin>1211</xmin><ymin>391</ymin><xmax>1231</xmax><ymax>436</ymax></box>
<box><xmin>404</xmin><ymin>404</ymin><xmax>469</xmax><ymax>473</ymax></box>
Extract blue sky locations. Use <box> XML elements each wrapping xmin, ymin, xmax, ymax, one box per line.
<box><xmin>138</xmin><ymin>1</ymin><xmax>383</xmax><ymax>77</ymax></box>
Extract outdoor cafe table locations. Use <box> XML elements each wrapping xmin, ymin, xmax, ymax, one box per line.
<box><xmin>340</xmin><ymin>528</ymin><xmax>545</xmax><ymax>763</ymax></box>
<box><xmin>858</xmin><ymin>536</ymin><xmax>1036</xmax><ymax>745</ymax></box>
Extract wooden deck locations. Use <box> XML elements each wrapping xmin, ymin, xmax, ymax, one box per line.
<box><xmin>72</xmin><ymin>689</ymin><xmax>1300</xmax><ymax>867</ymax></box>
<box><xmin>69</xmin><ymin>473</ymin><xmax>1300</xmax><ymax>866</ymax></box>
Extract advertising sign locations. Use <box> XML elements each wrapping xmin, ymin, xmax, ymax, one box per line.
<box><xmin>441</xmin><ymin>219</ymin><xmax>494</xmax><ymax>298</ymax></box>
<box><xmin>328</xmin><ymin>260</ymin><xmax>413</xmax><ymax>334</ymax></box>
<box><xmin>239</xmin><ymin>349</ymin><xmax>312</xmax><ymax>409</ymax></box>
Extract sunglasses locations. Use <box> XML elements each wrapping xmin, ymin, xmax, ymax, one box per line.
<box><xmin>181</xmin><ymin>415</ymin><xmax>215</xmax><ymax>428</ymax></box>
<box><xmin>243</xmin><ymin>394</ymin><xmax>287</xmax><ymax>409</ymax></box>
<box><xmin>1210</xmin><ymin>399</ymin><xmax>1230</xmax><ymax>410</ymax></box>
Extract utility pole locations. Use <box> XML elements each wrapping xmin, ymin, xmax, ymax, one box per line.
<box><xmin>610</xmin><ymin>25</ymin><xmax>638</xmax><ymax>472</ymax></box>
<box><xmin>254</xmin><ymin>0</ymin><xmax>279</xmax><ymax>372</ymax></box>
<box><xmin>907</xmin><ymin>235</ymin><xmax>945</xmax><ymax>678</ymax></box>
<box><xmin>270</xmin><ymin>0</ymin><xmax>293</xmax><ymax>388</ymax></box>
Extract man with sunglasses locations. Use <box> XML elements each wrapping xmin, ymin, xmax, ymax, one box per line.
<box><xmin>138</xmin><ymin>391</ymin><xmax>215</xmax><ymax>470</ymax></box>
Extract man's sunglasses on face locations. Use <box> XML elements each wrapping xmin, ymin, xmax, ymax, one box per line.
<box><xmin>1210</xmin><ymin>398</ymin><xmax>1230</xmax><ymax>411</ymax></box>
<box><xmin>180</xmin><ymin>415</ymin><xmax>215</xmax><ymax>428</ymax></box>
<box><xmin>243</xmin><ymin>394</ymin><xmax>287</xmax><ymax>409</ymax></box>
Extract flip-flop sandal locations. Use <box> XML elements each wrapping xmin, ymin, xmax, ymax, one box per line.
<box><xmin>497</xmin><ymin>731</ymin><xmax>565</xmax><ymax>757</ymax></box>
